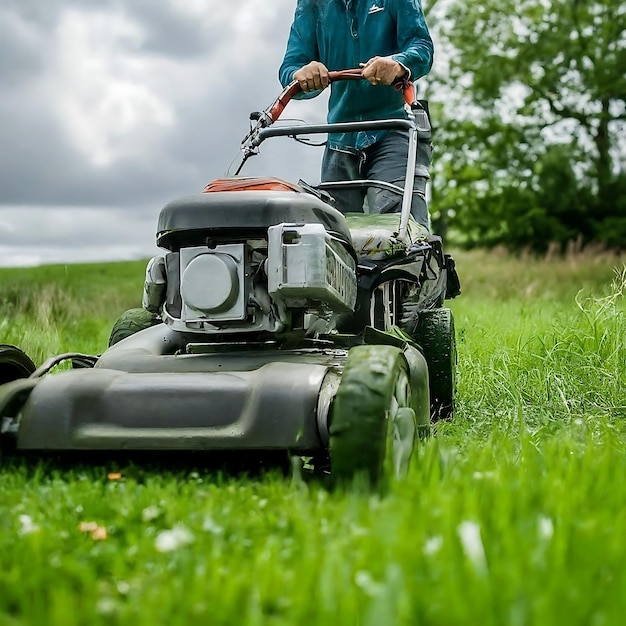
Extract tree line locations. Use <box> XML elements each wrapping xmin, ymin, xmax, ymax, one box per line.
<box><xmin>426</xmin><ymin>0</ymin><xmax>625</xmax><ymax>252</ymax></box>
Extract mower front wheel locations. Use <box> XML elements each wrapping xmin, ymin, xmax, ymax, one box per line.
<box><xmin>329</xmin><ymin>344</ymin><xmax>418</xmax><ymax>488</ymax></box>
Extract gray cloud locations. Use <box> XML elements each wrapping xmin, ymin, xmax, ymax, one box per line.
<box><xmin>0</xmin><ymin>13</ymin><xmax>46</xmax><ymax>85</ymax></box>
<box><xmin>122</xmin><ymin>1</ymin><xmax>226</xmax><ymax>59</ymax></box>
<box><xmin>0</xmin><ymin>205</ymin><xmax>159</xmax><ymax>266</ymax></box>
<box><xmin>0</xmin><ymin>0</ymin><xmax>335</xmax><ymax>266</ymax></box>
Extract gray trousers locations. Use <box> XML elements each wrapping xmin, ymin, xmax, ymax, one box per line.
<box><xmin>321</xmin><ymin>129</ymin><xmax>432</xmax><ymax>229</ymax></box>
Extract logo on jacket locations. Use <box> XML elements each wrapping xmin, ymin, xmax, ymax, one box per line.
<box><xmin>368</xmin><ymin>3</ymin><xmax>385</xmax><ymax>13</ymax></box>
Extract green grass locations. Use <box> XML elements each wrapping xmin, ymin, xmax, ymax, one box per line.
<box><xmin>1</xmin><ymin>250</ymin><xmax>626</xmax><ymax>625</ymax></box>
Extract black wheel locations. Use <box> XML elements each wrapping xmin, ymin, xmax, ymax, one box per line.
<box><xmin>0</xmin><ymin>345</ymin><xmax>36</xmax><ymax>384</ymax></box>
<box><xmin>108</xmin><ymin>308</ymin><xmax>160</xmax><ymax>347</ymax></box>
<box><xmin>329</xmin><ymin>344</ymin><xmax>419</xmax><ymax>488</ymax></box>
<box><xmin>409</xmin><ymin>308</ymin><xmax>457</xmax><ymax>421</ymax></box>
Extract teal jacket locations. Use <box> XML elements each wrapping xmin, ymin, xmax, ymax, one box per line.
<box><xmin>279</xmin><ymin>0</ymin><xmax>433</xmax><ymax>151</ymax></box>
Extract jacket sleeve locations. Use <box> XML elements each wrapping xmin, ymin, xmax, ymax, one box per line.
<box><xmin>391</xmin><ymin>0</ymin><xmax>434</xmax><ymax>81</ymax></box>
<box><xmin>278</xmin><ymin>0</ymin><xmax>320</xmax><ymax>99</ymax></box>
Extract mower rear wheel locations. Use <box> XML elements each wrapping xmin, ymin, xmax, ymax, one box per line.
<box><xmin>411</xmin><ymin>308</ymin><xmax>457</xmax><ymax>421</ymax></box>
<box><xmin>0</xmin><ymin>345</ymin><xmax>36</xmax><ymax>384</ymax></box>
<box><xmin>329</xmin><ymin>344</ymin><xmax>417</xmax><ymax>488</ymax></box>
<box><xmin>108</xmin><ymin>308</ymin><xmax>161</xmax><ymax>347</ymax></box>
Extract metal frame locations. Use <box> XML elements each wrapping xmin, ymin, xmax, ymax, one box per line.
<box><xmin>252</xmin><ymin>113</ymin><xmax>419</xmax><ymax>244</ymax></box>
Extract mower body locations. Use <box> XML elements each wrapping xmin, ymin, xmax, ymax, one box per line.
<box><xmin>0</xmin><ymin>105</ymin><xmax>460</xmax><ymax>483</ymax></box>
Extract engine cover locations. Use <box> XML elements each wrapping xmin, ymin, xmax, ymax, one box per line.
<box><xmin>179</xmin><ymin>244</ymin><xmax>247</xmax><ymax>322</ymax></box>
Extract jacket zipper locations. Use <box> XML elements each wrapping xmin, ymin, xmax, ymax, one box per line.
<box><xmin>346</xmin><ymin>0</ymin><xmax>358</xmax><ymax>39</ymax></box>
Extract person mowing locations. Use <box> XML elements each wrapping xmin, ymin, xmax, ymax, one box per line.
<box><xmin>279</xmin><ymin>0</ymin><xmax>434</xmax><ymax>231</ymax></box>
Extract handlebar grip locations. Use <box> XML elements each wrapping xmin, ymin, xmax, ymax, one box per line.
<box><xmin>266</xmin><ymin>68</ymin><xmax>418</xmax><ymax>124</ymax></box>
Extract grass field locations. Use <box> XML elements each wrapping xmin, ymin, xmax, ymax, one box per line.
<box><xmin>1</xmin><ymin>249</ymin><xmax>625</xmax><ymax>625</ymax></box>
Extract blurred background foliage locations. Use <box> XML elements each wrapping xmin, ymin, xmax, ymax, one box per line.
<box><xmin>424</xmin><ymin>0</ymin><xmax>625</xmax><ymax>252</ymax></box>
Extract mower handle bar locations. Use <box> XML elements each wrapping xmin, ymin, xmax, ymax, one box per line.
<box><xmin>254</xmin><ymin>119</ymin><xmax>413</xmax><ymax>148</ymax></box>
<box><xmin>265</xmin><ymin>68</ymin><xmax>419</xmax><ymax>125</ymax></box>
<box><xmin>238</xmin><ymin>68</ymin><xmax>424</xmax><ymax>242</ymax></box>
<box><xmin>242</xmin><ymin>69</ymin><xmax>420</xmax><ymax>151</ymax></box>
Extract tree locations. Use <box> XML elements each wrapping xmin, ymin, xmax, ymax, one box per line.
<box><xmin>426</xmin><ymin>0</ymin><xmax>626</xmax><ymax>251</ymax></box>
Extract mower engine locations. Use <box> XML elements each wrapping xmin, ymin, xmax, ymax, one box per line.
<box><xmin>142</xmin><ymin>186</ymin><xmax>357</xmax><ymax>337</ymax></box>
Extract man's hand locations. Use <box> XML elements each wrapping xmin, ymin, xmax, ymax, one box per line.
<box><xmin>293</xmin><ymin>61</ymin><xmax>330</xmax><ymax>92</ymax></box>
<box><xmin>360</xmin><ymin>57</ymin><xmax>407</xmax><ymax>86</ymax></box>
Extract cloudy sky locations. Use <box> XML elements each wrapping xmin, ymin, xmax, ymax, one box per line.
<box><xmin>0</xmin><ymin>0</ymin><xmax>335</xmax><ymax>266</ymax></box>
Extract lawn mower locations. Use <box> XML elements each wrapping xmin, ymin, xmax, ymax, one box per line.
<box><xmin>0</xmin><ymin>70</ymin><xmax>460</xmax><ymax>486</ymax></box>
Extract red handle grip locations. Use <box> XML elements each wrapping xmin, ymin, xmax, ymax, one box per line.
<box><xmin>266</xmin><ymin>68</ymin><xmax>418</xmax><ymax>124</ymax></box>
